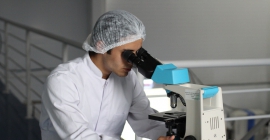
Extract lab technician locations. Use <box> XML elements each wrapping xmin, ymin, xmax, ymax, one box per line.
<box><xmin>40</xmin><ymin>10</ymin><xmax>174</xmax><ymax>140</ymax></box>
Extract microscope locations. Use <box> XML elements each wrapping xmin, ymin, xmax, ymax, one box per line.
<box><xmin>122</xmin><ymin>48</ymin><xmax>226</xmax><ymax>140</ymax></box>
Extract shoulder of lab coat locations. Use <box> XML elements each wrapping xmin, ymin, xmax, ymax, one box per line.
<box><xmin>41</xmin><ymin>57</ymin><xmax>116</xmax><ymax>140</ymax></box>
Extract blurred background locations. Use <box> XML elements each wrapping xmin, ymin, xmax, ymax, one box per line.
<box><xmin>0</xmin><ymin>0</ymin><xmax>269</xmax><ymax>140</ymax></box>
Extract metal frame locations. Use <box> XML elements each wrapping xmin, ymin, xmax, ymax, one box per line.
<box><xmin>162</xmin><ymin>59</ymin><xmax>270</xmax><ymax>68</ymax></box>
<box><xmin>0</xmin><ymin>16</ymin><xmax>82</xmax><ymax>119</ymax></box>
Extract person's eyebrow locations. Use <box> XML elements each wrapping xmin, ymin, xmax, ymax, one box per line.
<box><xmin>124</xmin><ymin>49</ymin><xmax>134</xmax><ymax>51</ymax></box>
<box><xmin>124</xmin><ymin>46</ymin><xmax>142</xmax><ymax>53</ymax></box>
<box><xmin>124</xmin><ymin>47</ymin><xmax>142</xmax><ymax>52</ymax></box>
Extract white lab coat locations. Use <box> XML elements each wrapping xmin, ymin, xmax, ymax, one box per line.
<box><xmin>40</xmin><ymin>53</ymin><xmax>167</xmax><ymax>140</ymax></box>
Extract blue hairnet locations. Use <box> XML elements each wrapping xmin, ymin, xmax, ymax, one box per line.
<box><xmin>82</xmin><ymin>10</ymin><xmax>146</xmax><ymax>54</ymax></box>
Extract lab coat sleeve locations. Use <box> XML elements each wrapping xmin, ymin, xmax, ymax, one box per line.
<box><xmin>42</xmin><ymin>73</ymin><xmax>117</xmax><ymax>140</ymax></box>
<box><xmin>127</xmin><ymin>78</ymin><xmax>167</xmax><ymax>140</ymax></box>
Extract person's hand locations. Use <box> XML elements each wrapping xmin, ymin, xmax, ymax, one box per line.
<box><xmin>157</xmin><ymin>135</ymin><xmax>175</xmax><ymax>140</ymax></box>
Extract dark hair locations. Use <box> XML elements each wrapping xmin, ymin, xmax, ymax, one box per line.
<box><xmin>88</xmin><ymin>51</ymin><xmax>97</xmax><ymax>56</ymax></box>
<box><xmin>106</xmin><ymin>49</ymin><xmax>112</xmax><ymax>54</ymax></box>
<box><xmin>88</xmin><ymin>49</ymin><xmax>112</xmax><ymax>56</ymax></box>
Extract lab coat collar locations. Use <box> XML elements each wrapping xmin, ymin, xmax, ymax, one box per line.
<box><xmin>84</xmin><ymin>53</ymin><xmax>104</xmax><ymax>78</ymax></box>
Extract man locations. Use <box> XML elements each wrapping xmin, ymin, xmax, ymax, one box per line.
<box><xmin>40</xmin><ymin>10</ymin><xmax>174</xmax><ymax>140</ymax></box>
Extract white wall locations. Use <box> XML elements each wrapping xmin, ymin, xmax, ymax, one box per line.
<box><xmin>106</xmin><ymin>0</ymin><xmax>270</xmax><ymax>60</ymax></box>
<box><xmin>0</xmin><ymin>0</ymin><xmax>91</xmax><ymax>42</ymax></box>
<box><xmin>105</xmin><ymin>1</ymin><xmax>270</xmax><ymax>111</ymax></box>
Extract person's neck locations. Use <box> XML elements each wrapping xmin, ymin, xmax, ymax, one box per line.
<box><xmin>90</xmin><ymin>54</ymin><xmax>111</xmax><ymax>79</ymax></box>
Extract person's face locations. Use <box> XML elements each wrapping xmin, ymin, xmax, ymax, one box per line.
<box><xmin>103</xmin><ymin>39</ymin><xmax>143</xmax><ymax>77</ymax></box>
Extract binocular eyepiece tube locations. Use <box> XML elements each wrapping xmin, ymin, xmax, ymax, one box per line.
<box><xmin>121</xmin><ymin>47</ymin><xmax>162</xmax><ymax>79</ymax></box>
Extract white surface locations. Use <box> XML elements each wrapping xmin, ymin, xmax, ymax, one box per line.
<box><xmin>121</xmin><ymin>88</ymin><xmax>171</xmax><ymax>140</ymax></box>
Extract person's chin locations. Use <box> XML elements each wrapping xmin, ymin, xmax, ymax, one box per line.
<box><xmin>116</xmin><ymin>72</ymin><xmax>129</xmax><ymax>77</ymax></box>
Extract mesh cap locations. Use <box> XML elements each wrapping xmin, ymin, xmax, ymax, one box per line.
<box><xmin>82</xmin><ymin>10</ymin><xmax>146</xmax><ymax>54</ymax></box>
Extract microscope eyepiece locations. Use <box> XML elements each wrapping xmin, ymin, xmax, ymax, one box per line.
<box><xmin>121</xmin><ymin>50</ymin><xmax>141</xmax><ymax>65</ymax></box>
<box><xmin>121</xmin><ymin>47</ymin><xmax>162</xmax><ymax>79</ymax></box>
